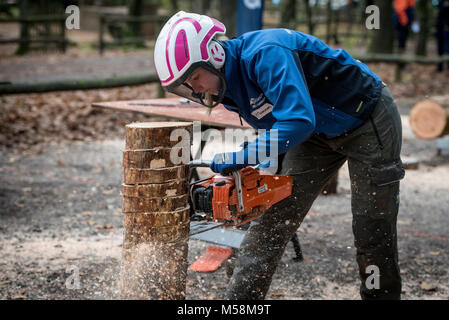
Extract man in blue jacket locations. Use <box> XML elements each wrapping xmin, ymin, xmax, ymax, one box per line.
<box><xmin>154</xmin><ymin>12</ymin><xmax>405</xmax><ymax>300</ymax></box>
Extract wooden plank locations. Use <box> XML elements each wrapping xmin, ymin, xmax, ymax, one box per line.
<box><xmin>92</xmin><ymin>98</ymin><xmax>252</xmax><ymax>129</ymax></box>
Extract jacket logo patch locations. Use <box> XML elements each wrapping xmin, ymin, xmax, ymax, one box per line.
<box><xmin>251</xmin><ymin>103</ymin><xmax>273</xmax><ymax>119</ymax></box>
<box><xmin>250</xmin><ymin>93</ymin><xmax>266</xmax><ymax>109</ymax></box>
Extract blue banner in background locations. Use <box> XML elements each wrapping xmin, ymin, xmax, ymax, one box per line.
<box><xmin>236</xmin><ymin>0</ymin><xmax>264</xmax><ymax>36</ymax></box>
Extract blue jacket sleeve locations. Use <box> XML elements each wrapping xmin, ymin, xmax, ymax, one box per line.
<box><xmin>236</xmin><ymin>45</ymin><xmax>316</xmax><ymax>166</ymax></box>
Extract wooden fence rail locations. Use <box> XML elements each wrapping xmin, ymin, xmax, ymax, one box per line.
<box><xmin>355</xmin><ymin>54</ymin><xmax>449</xmax><ymax>81</ymax></box>
<box><xmin>0</xmin><ymin>14</ymin><xmax>68</xmax><ymax>53</ymax></box>
<box><xmin>0</xmin><ymin>73</ymin><xmax>160</xmax><ymax>94</ymax></box>
<box><xmin>1</xmin><ymin>54</ymin><xmax>448</xmax><ymax>94</ymax></box>
<box><xmin>98</xmin><ymin>14</ymin><xmax>169</xmax><ymax>55</ymax></box>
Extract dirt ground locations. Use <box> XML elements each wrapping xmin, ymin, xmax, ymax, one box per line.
<box><xmin>0</xmin><ymin>100</ymin><xmax>448</xmax><ymax>300</ymax></box>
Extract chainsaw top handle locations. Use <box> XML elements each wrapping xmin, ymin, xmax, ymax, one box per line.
<box><xmin>221</xmin><ymin>165</ymin><xmax>244</xmax><ymax>176</ymax></box>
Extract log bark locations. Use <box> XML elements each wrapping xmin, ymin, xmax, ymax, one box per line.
<box><xmin>120</xmin><ymin>122</ymin><xmax>192</xmax><ymax>300</ymax></box>
<box><xmin>410</xmin><ymin>97</ymin><xmax>449</xmax><ymax>139</ymax></box>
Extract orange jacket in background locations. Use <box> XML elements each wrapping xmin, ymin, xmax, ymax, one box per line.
<box><xmin>394</xmin><ymin>0</ymin><xmax>415</xmax><ymax>26</ymax></box>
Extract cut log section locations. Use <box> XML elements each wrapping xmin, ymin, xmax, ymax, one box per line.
<box><xmin>122</xmin><ymin>194</ymin><xmax>189</xmax><ymax>213</ymax></box>
<box><xmin>125</xmin><ymin>122</ymin><xmax>193</xmax><ymax>149</ymax></box>
<box><xmin>123</xmin><ymin>207</ymin><xmax>190</xmax><ymax>244</ymax></box>
<box><xmin>123</xmin><ymin>147</ymin><xmax>188</xmax><ymax>169</ymax></box>
<box><xmin>121</xmin><ymin>180</ymin><xmax>188</xmax><ymax>198</ymax></box>
<box><xmin>121</xmin><ymin>206</ymin><xmax>190</xmax><ymax>239</ymax></box>
<box><xmin>123</xmin><ymin>165</ymin><xmax>189</xmax><ymax>184</ymax></box>
<box><xmin>410</xmin><ymin>97</ymin><xmax>449</xmax><ymax>139</ymax></box>
<box><xmin>120</xmin><ymin>241</ymin><xmax>189</xmax><ymax>300</ymax></box>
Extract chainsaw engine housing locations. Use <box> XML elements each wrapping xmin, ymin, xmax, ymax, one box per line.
<box><xmin>190</xmin><ymin>167</ymin><xmax>292</xmax><ymax>225</ymax></box>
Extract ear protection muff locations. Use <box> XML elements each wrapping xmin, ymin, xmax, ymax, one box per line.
<box><xmin>208</xmin><ymin>40</ymin><xmax>225</xmax><ymax>70</ymax></box>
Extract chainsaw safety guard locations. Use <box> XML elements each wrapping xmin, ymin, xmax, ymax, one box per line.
<box><xmin>154</xmin><ymin>11</ymin><xmax>227</xmax><ymax>108</ymax></box>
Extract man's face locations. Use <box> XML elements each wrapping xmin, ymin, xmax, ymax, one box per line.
<box><xmin>185</xmin><ymin>67</ymin><xmax>220</xmax><ymax>95</ymax></box>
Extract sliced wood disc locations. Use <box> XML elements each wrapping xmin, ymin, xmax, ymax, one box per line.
<box><xmin>123</xmin><ymin>211</ymin><xmax>190</xmax><ymax>244</ymax></box>
<box><xmin>123</xmin><ymin>147</ymin><xmax>189</xmax><ymax>169</ymax></box>
<box><xmin>125</xmin><ymin>122</ymin><xmax>192</xmax><ymax>150</ymax></box>
<box><xmin>410</xmin><ymin>99</ymin><xmax>448</xmax><ymax>139</ymax></box>
<box><xmin>123</xmin><ymin>165</ymin><xmax>189</xmax><ymax>184</ymax></box>
<box><xmin>121</xmin><ymin>180</ymin><xmax>188</xmax><ymax>198</ymax></box>
<box><xmin>123</xmin><ymin>206</ymin><xmax>190</xmax><ymax>227</ymax></box>
<box><xmin>122</xmin><ymin>194</ymin><xmax>189</xmax><ymax>213</ymax></box>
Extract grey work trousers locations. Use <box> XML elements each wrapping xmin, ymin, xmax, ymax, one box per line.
<box><xmin>225</xmin><ymin>87</ymin><xmax>405</xmax><ymax>300</ymax></box>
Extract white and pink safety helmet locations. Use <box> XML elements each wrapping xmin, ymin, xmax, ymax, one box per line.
<box><xmin>154</xmin><ymin>11</ymin><xmax>227</xmax><ymax>108</ymax></box>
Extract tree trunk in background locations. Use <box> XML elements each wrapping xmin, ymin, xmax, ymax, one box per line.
<box><xmin>415</xmin><ymin>0</ymin><xmax>430</xmax><ymax>56</ymax></box>
<box><xmin>359</xmin><ymin>0</ymin><xmax>373</xmax><ymax>46</ymax></box>
<box><xmin>191</xmin><ymin>0</ymin><xmax>211</xmax><ymax>14</ymax></box>
<box><xmin>332</xmin><ymin>7</ymin><xmax>340</xmax><ymax>44</ymax></box>
<box><xmin>17</xmin><ymin>0</ymin><xmax>29</xmax><ymax>55</ymax></box>
<box><xmin>128</xmin><ymin>0</ymin><xmax>146</xmax><ymax>48</ymax></box>
<box><xmin>326</xmin><ymin>0</ymin><xmax>332</xmax><ymax>43</ymax></box>
<box><xmin>170</xmin><ymin>0</ymin><xmax>178</xmax><ymax>12</ymax></box>
<box><xmin>368</xmin><ymin>0</ymin><xmax>394</xmax><ymax>54</ymax></box>
<box><xmin>280</xmin><ymin>0</ymin><xmax>296</xmax><ymax>28</ymax></box>
<box><xmin>304</xmin><ymin>0</ymin><xmax>314</xmax><ymax>35</ymax></box>
<box><xmin>129</xmin><ymin>0</ymin><xmax>143</xmax><ymax>37</ymax></box>
<box><xmin>219</xmin><ymin>0</ymin><xmax>237</xmax><ymax>38</ymax></box>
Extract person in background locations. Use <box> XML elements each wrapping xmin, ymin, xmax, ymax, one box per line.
<box><xmin>393</xmin><ymin>0</ymin><xmax>416</xmax><ymax>52</ymax></box>
<box><xmin>436</xmin><ymin>0</ymin><xmax>449</xmax><ymax>72</ymax></box>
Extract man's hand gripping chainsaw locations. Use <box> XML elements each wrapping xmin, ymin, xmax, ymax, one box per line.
<box><xmin>188</xmin><ymin>160</ymin><xmax>293</xmax><ymax>228</ymax></box>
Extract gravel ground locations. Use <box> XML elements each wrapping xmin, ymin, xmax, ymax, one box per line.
<box><xmin>0</xmin><ymin>102</ymin><xmax>448</xmax><ymax>300</ymax></box>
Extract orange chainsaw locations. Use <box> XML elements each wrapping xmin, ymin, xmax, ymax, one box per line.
<box><xmin>188</xmin><ymin>160</ymin><xmax>293</xmax><ymax>233</ymax></box>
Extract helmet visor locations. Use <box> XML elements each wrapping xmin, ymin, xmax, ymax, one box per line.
<box><xmin>165</xmin><ymin>73</ymin><xmax>226</xmax><ymax>108</ymax></box>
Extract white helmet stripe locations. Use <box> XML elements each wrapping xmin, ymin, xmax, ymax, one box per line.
<box><xmin>162</xmin><ymin>17</ymin><xmax>202</xmax><ymax>85</ymax></box>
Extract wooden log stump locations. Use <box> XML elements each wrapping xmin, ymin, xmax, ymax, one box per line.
<box><xmin>410</xmin><ymin>97</ymin><xmax>449</xmax><ymax>139</ymax></box>
<box><xmin>120</xmin><ymin>122</ymin><xmax>192</xmax><ymax>300</ymax></box>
